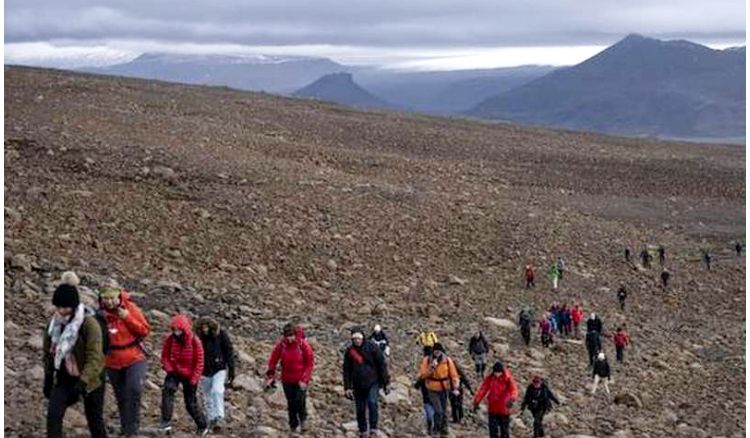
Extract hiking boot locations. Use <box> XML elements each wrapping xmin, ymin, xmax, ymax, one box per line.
<box><xmin>198</xmin><ymin>427</ymin><xmax>210</xmax><ymax>436</ymax></box>
<box><xmin>159</xmin><ymin>423</ymin><xmax>172</xmax><ymax>435</ymax></box>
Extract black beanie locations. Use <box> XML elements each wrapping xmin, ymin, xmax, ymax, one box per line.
<box><xmin>432</xmin><ymin>342</ymin><xmax>445</xmax><ymax>353</ymax></box>
<box><xmin>492</xmin><ymin>361</ymin><xmax>505</xmax><ymax>373</ymax></box>
<box><xmin>52</xmin><ymin>284</ymin><xmax>80</xmax><ymax>308</ymax></box>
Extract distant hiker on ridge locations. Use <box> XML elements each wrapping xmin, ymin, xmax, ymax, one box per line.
<box><xmin>617</xmin><ymin>285</ymin><xmax>628</xmax><ymax>311</ymax></box>
<box><xmin>547</xmin><ymin>264</ymin><xmax>560</xmax><ymax>290</ymax></box>
<box><xmin>518</xmin><ymin>308</ymin><xmax>533</xmax><ymax>347</ymax></box>
<box><xmin>525</xmin><ymin>262</ymin><xmax>535</xmax><ymax>289</ymax></box>
<box><xmin>556</xmin><ymin>256</ymin><xmax>566</xmax><ymax>280</ymax></box>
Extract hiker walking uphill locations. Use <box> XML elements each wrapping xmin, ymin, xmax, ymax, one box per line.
<box><xmin>591</xmin><ymin>352</ymin><xmax>612</xmax><ymax>395</ymax></box>
<box><xmin>99</xmin><ymin>283</ymin><xmax>150</xmax><ymax>438</ymax></box>
<box><xmin>640</xmin><ymin>247</ymin><xmax>652</xmax><ymax>268</ymax></box>
<box><xmin>660</xmin><ymin>268</ymin><xmax>671</xmax><ymax>289</ymax></box>
<box><xmin>520</xmin><ymin>375</ymin><xmax>560</xmax><ymax>438</ymax></box>
<box><xmin>414</xmin><ymin>374</ymin><xmax>435</xmax><ymax>435</ymax></box>
<box><xmin>44</xmin><ymin>272</ymin><xmax>107</xmax><ymax>438</ymax></box>
<box><xmin>518</xmin><ymin>308</ymin><xmax>533</xmax><ymax>346</ymax></box>
<box><xmin>468</xmin><ymin>330</ymin><xmax>490</xmax><ymax>377</ymax></box>
<box><xmin>344</xmin><ymin>327</ymin><xmax>389</xmax><ymax>438</ymax></box>
<box><xmin>266</xmin><ymin>323</ymin><xmax>315</xmax><ymax>434</ymax></box>
<box><xmin>525</xmin><ymin>262</ymin><xmax>535</xmax><ymax>288</ymax></box>
<box><xmin>196</xmin><ymin>318</ymin><xmax>235</xmax><ymax>431</ymax></box>
<box><xmin>556</xmin><ymin>256</ymin><xmax>566</xmax><ymax>280</ymax></box>
<box><xmin>617</xmin><ymin>285</ymin><xmax>628</xmax><ymax>311</ymax></box>
<box><xmin>658</xmin><ymin>245</ymin><xmax>666</xmax><ymax>266</ymax></box>
<box><xmin>538</xmin><ymin>315</ymin><xmax>553</xmax><ymax>348</ymax></box>
<box><xmin>585</xmin><ymin>329</ymin><xmax>602</xmax><ymax>367</ymax></box>
<box><xmin>586</xmin><ymin>313</ymin><xmax>603</xmax><ymax>335</ymax></box>
<box><xmin>418</xmin><ymin>343</ymin><xmax>459</xmax><ymax>436</ymax></box>
<box><xmin>611</xmin><ymin>326</ymin><xmax>630</xmax><ymax>363</ymax></box>
<box><xmin>159</xmin><ymin>314</ymin><xmax>208</xmax><ymax>435</ymax></box>
<box><xmin>369</xmin><ymin>324</ymin><xmax>390</xmax><ymax>357</ymax></box>
<box><xmin>703</xmin><ymin>250</ymin><xmax>713</xmax><ymax>270</ymax></box>
<box><xmin>560</xmin><ymin>304</ymin><xmax>572</xmax><ymax>337</ymax></box>
<box><xmin>547</xmin><ymin>264</ymin><xmax>560</xmax><ymax>290</ymax></box>
<box><xmin>472</xmin><ymin>361</ymin><xmax>519</xmax><ymax>438</ymax></box>
<box><xmin>571</xmin><ymin>304</ymin><xmax>584</xmax><ymax>338</ymax></box>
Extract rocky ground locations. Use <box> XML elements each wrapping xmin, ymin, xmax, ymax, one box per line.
<box><xmin>4</xmin><ymin>66</ymin><xmax>746</xmax><ymax>437</ymax></box>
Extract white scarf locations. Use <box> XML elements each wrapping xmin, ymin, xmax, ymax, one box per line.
<box><xmin>48</xmin><ymin>304</ymin><xmax>85</xmax><ymax>372</ymax></box>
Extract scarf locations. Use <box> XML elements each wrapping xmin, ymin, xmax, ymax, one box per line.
<box><xmin>48</xmin><ymin>304</ymin><xmax>85</xmax><ymax>374</ymax></box>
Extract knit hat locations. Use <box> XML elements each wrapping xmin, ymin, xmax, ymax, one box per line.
<box><xmin>492</xmin><ymin>361</ymin><xmax>505</xmax><ymax>373</ymax></box>
<box><xmin>350</xmin><ymin>326</ymin><xmax>365</xmax><ymax>338</ymax></box>
<box><xmin>99</xmin><ymin>287</ymin><xmax>120</xmax><ymax>299</ymax></box>
<box><xmin>598</xmin><ymin>352</ymin><xmax>605</xmax><ymax>360</ymax></box>
<box><xmin>432</xmin><ymin>342</ymin><xmax>445</xmax><ymax>353</ymax></box>
<box><xmin>52</xmin><ymin>271</ymin><xmax>80</xmax><ymax>308</ymax></box>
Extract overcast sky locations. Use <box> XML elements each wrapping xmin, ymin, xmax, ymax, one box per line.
<box><xmin>4</xmin><ymin>0</ymin><xmax>746</xmax><ymax>70</ymax></box>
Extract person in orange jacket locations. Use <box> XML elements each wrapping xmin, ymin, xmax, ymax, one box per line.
<box><xmin>472</xmin><ymin>361</ymin><xmax>519</xmax><ymax>438</ymax></box>
<box><xmin>99</xmin><ymin>285</ymin><xmax>150</xmax><ymax>438</ymax></box>
<box><xmin>419</xmin><ymin>342</ymin><xmax>459</xmax><ymax>436</ymax></box>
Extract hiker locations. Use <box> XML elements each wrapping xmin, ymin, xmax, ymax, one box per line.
<box><xmin>418</xmin><ymin>342</ymin><xmax>459</xmax><ymax>436</ymax></box>
<box><xmin>703</xmin><ymin>251</ymin><xmax>712</xmax><ymax>270</ymax></box>
<box><xmin>586</xmin><ymin>312</ymin><xmax>603</xmax><ymax>335</ymax></box>
<box><xmin>44</xmin><ymin>272</ymin><xmax>107</xmax><ymax>438</ymax></box>
<box><xmin>611</xmin><ymin>326</ymin><xmax>630</xmax><ymax>363</ymax></box>
<box><xmin>547</xmin><ymin>264</ymin><xmax>560</xmax><ymax>290</ymax></box>
<box><xmin>472</xmin><ymin>361</ymin><xmax>519</xmax><ymax>438</ymax></box>
<box><xmin>518</xmin><ymin>308</ymin><xmax>533</xmax><ymax>346</ymax></box>
<box><xmin>343</xmin><ymin>327</ymin><xmax>389</xmax><ymax>438</ymax></box>
<box><xmin>547</xmin><ymin>308</ymin><xmax>559</xmax><ymax>336</ymax></box>
<box><xmin>591</xmin><ymin>352</ymin><xmax>611</xmax><ymax>395</ymax></box>
<box><xmin>266</xmin><ymin>322</ymin><xmax>315</xmax><ymax>434</ymax></box>
<box><xmin>160</xmin><ymin>314</ymin><xmax>209</xmax><ymax>435</ymax></box>
<box><xmin>414</xmin><ymin>377</ymin><xmax>435</xmax><ymax>435</ymax></box>
<box><xmin>99</xmin><ymin>283</ymin><xmax>150</xmax><ymax>438</ymax></box>
<box><xmin>538</xmin><ymin>315</ymin><xmax>553</xmax><ymax>348</ymax></box>
<box><xmin>571</xmin><ymin>304</ymin><xmax>584</xmax><ymax>338</ymax></box>
<box><xmin>520</xmin><ymin>375</ymin><xmax>560</xmax><ymax>438</ymax></box>
<box><xmin>736</xmin><ymin>241</ymin><xmax>743</xmax><ymax>257</ymax></box>
<box><xmin>449</xmin><ymin>362</ymin><xmax>473</xmax><ymax>424</ymax></box>
<box><xmin>660</xmin><ymin>268</ymin><xmax>671</xmax><ymax>289</ymax></box>
<box><xmin>196</xmin><ymin>318</ymin><xmax>235</xmax><ymax>431</ymax></box>
<box><xmin>468</xmin><ymin>330</ymin><xmax>490</xmax><ymax>377</ymax></box>
<box><xmin>640</xmin><ymin>248</ymin><xmax>652</xmax><ymax>268</ymax></box>
<box><xmin>369</xmin><ymin>324</ymin><xmax>390</xmax><ymax>357</ymax></box>
<box><xmin>624</xmin><ymin>246</ymin><xmax>631</xmax><ymax>263</ymax></box>
<box><xmin>556</xmin><ymin>256</ymin><xmax>566</xmax><ymax>280</ymax></box>
<box><xmin>658</xmin><ymin>246</ymin><xmax>666</xmax><ymax>266</ymax></box>
<box><xmin>560</xmin><ymin>304</ymin><xmax>572</xmax><ymax>337</ymax></box>
<box><xmin>417</xmin><ymin>331</ymin><xmax>439</xmax><ymax>350</ymax></box>
<box><xmin>525</xmin><ymin>262</ymin><xmax>535</xmax><ymax>288</ymax></box>
<box><xmin>585</xmin><ymin>329</ymin><xmax>602</xmax><ymax>367</ymax></box>
<box><xmin>617</xmin><ymin>285</ymin><xmax>627</xmax><ymax>311</ymax></box>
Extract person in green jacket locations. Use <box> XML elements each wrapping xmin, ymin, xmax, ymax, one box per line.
<box><xmin>43</xmin><ymin>272</ymin><xmax>107</xmax><ymax>438</ymax></box>
<box><xmin>547</xmin><ymin>264</ymin><xmax>560</xmax><ymax>290</ymax></box>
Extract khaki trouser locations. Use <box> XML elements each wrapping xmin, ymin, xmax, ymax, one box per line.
<box><xmin>591</xmin><ymin>375</ymin><xmax>610</xmax><ymax>394</ymax></box>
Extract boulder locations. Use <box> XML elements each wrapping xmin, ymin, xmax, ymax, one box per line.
<box><xmin>10</xmin><ymin>254</ymin><xmax>32</xmax><ymax>272</ymax></box>
<box><xmin>614</xmin><ymin>392</ymin><xmax>643</xmax><ymax>409</ymax></box>
<box><xmin>232</xmin><ymin>374</ymin><xmax>264</xmax><ymax>393</ymax></box>
<box><xmin>484</xmin><ymin>317</ymin><xmax>516</xmax><ymax>330</ymax></box>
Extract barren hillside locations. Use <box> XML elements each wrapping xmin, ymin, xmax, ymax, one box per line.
<box><xmin>4</xmin><ymin>66</ymin><xmax>745</xmax><ymax>437</ymax></box>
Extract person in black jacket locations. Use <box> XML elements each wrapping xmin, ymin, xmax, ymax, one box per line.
<box><xmin>449</xmin><ymin>362</ymin><xmax>473</xmax><ymax>424</ymax></box>
<box><xmin>343</xmin><ymin>327</ymin><xmax>389</xmax><ymax>438</ymax></box>
<box><xmin>520</xmin><ymin>375</ymin><xmax>560</xmax><ymax>437</ymax></box>
<box><xmin>468</xmin><ymin>330</ymin><xmax>490</xmax><ymax>378</ymax></box>
<box><xmin>591</xmin><ymin>352</ymin><xmax>611</xmax><ymax>395</ymax></box>
<box><xmin>585</xmin><ymin>313</ymin><xmax>603</xmax><ymax>335</ymax></box>
<box><xmin>196</xmin><ymin>318</ymin><xmax>235</xmax><ymax>431</ymax></box>
<box><xmin>585</xmin><ymin>330</ymin><xmax>601</xmax><ymax>367</ymax></box>
<box><xmin>518</xmin><ymin>308</ymin><xmax>533</xmax><ymax>347</ymax></box>
<box><xmin>617</xmin><ymin>286</ymin><xmax>627</xmax><ymax>311</ymax></box>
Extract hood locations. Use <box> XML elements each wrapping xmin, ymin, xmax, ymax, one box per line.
<box><xmin>195</xmin><ymin>317</ymin><xmax>220</xmax><ymax>335</ymax></box>
<box><xmin>170</xmin><ymin>314</ymin><xmax>193</xmax><ymax>337</ymax></box>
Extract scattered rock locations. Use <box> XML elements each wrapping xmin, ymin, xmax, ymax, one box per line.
<box><xmin>448</xmin><ymin>275</ymin><xmax>467</xmax><ymax>285</ymax></box>
<box><xmin>484</xmin><ymin>317</ymin><xmax>516</xmax><ymax>330</ymax></box>
<box><xmin>10</xmin><ymin>254</ymin><xmax>32</xmax><ymax>272</ymax></box>
<box><xmin>614</xmin><ymin>392</ymin><xmax>643</xmax><ymax>409</ymax></box>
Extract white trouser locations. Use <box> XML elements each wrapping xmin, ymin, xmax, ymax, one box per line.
<box><xmin>201</xmin><ymin>370</ymin><xmax>227</xmax><ymax>421</ymax></box>
<box><xmin>552</xmin><ymin>277</ymin><xmax>558</xmax><ymax>289</ymax></box>
<box><xmin>591</xmin><ymin>375</ymin><xmax>610</xmax><ymax>394</ymax></box>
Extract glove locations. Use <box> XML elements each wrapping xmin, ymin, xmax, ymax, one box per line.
<box><xmin>345</xmin><ymin>389</ymin><xmax>354</xmax><ymax>400</ymax></box>
<box><xmin>43</xmin><ymin>374</ymin><xmax>53</xmax><ymax>399</ymax></box>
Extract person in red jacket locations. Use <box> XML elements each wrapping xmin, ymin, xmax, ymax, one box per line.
<box><xmin>525</xmin><ymin>262</ymin><xmax>535</xmax><ymax>289</ymax></box>
<box><xmin>611</xmin><ymin>326</ymin><xmax>631</xmax><ymax>363</ymax></box>
<box><xmin>159</xmin><ymin>314</ymin><xmax>208</xmax><ymax>435</ymax></box>
<box><xmin>472</xmin><ymin>361</ymin><xmax>519</xmax><ymax>438</ymax></box>
<box><xmin>571</xmin><ymin>304</ymin><xmax>584</xmax><ymax>339</ymax></box>
<box><xmin>266</xmin><ymin>322</ymin><xmax>315</xmax><ymax>434</ymax></box>
<box><xmin>99</xmin><ymin>285</ymin><xmax>150</xmax><ymax>438</ymax></box>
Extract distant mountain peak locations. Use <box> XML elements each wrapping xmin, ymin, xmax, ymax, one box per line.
<box><xmin>293</xmin><ymin>72</ymin><xmax>391</xmax><ymax>109</ymax></box>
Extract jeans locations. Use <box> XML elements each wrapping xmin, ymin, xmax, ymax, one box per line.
<box><xmin>282</xmin><ymin>383</ymin><xmax>307</xmax><ymax>430</ymax></box>
<box><xmin>161</xmin><ymin>374</ymin><xmax>207</xmax><ymax>430</ymax></box>
<box><xmin>449</xmin><ymin>390</ymin><xmax>464</xmax><ymax>423</ymax></box>
<box><xmin>532</xmin><ymin>409</ymin><xmax>546</xmax><ymax>437</ymax></box>
<box><xmin>472</xmin><ymin>352</ymin><xmax>487</xmax><ymax>377</ymax></box>
<box><xmin>107</xmin><ymin>360</ymin><xmax>147</xmax><ymax>436</ymax></box>
<box><xmin>488</xmin><ymin>414</ymin><xmax>510</xmax><ymax>438</ymax></box>
<box><xmin>423</xmin><ymin>402</ymin><xmax>435</xmax><ymax>434</ymax></box>
<box><xmin>47</xmin><ymin>381</ymin><xmax>107</xmax><ymax>438</ymax></box>
<box><xmin>354</xmin><ymin>384</ymin><xmax>380</xmax><ymax>433</ymax></box>
<box><xmin>427</xmin><ymin>390</ymin><xmax>449</xmax><ymax>435</ymax></box>
<box><xmin>201</xmin><ymin>370</ymin><xmax>227</xmax><ymax>422</ymax></box>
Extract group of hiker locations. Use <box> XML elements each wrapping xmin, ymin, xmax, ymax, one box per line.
<box><xmin>44</xmin><ymin>272</ymin><xmax>235</xmax><ymax>437</ymax></box>
<box><xmin>524</xmin><ymin>257</ymin><xmax>565</xmax><ymax>290</ymax></box>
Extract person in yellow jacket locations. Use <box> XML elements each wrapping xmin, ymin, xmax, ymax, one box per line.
<box><xmin>419</xmin><ymin>343</ymin><xmax>459</xmax><ymax>436</ymax></box>
<box><xmin>416</xmin><ymin>331</ymin><xmax>438</xmax><ymax>349</ymax></box>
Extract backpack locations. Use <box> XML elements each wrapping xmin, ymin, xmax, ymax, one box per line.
<box><xmin>83</xmin><ymin>308</ymin><xmax>110</xmax><ymax>355</ymax></box>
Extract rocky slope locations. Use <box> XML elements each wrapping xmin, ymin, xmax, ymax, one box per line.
<box><xmin>4</xmin><ymin>66</ymin><xmax>745</xmax><ymax>437</ymax></box>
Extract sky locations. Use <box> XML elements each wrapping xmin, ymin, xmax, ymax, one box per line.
<box><xmin>4</xmin><ymin>0</ymin><xmax>747</xmax><ymax>71</ymax></box>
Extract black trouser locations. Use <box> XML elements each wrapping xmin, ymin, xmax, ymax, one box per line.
<box><xmin>619</xmin><ymin>299</ymin><xmax>625</xmax><ymax>311</ymax></box>
<box><xmin>107</xmin><ymin>360</ymin><xmax>147</xmax><ymax>436</ymax></box>
<box><xmin>283</xmin><ymin>383</ymin><xmax>308</xmax><ymax>430</ymax></box>
<box><xmin>541</xmin><ymin>333</ymin><xmax>552</xmax><ymax>348</ymax></box>
<box><xmin>531</xmin><ymin>409</ymin><xmax>546</xmax><ymax>437</ymax></box>
<box><xmin>587</xmin><ymin>347</ymin><xmax>596</xmax><ymax>366</ymax></box>
<box><xmin>488</xmin><ymin>414</ymin><xmax>510</xmax><ymax>438</ymax></box>
<box><xmin>521</xmin><ymin>326</ymin><xmax>531</xmax><ymax>346</ymax></box>
<box><xmin>161</xmin><ymin>374</ymin><xmax>207</xmax><ymax>430</ymax></box>
<box><xmin>449</xmin><ymin>390</ymin><xmax>464</xmax><ymax>423</ymax></box>
<box><xmin>526</xmin><ymin>278</ymin><xmax>534</xmax><ymax>288</ymax></box>
<box><xmin>47</xmin><ymin>381</ymin><xmax>107</xmax><ymax>438</ymax></box>
<box><xmin>616</xmin><ymin>346</ymin><xmax>624</xmax><ymax>362</ymax></box>
<box><xmin>354</xmin><ymin>383</ymin><xmax>380</xmax><ymax>433</ymax></box>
